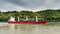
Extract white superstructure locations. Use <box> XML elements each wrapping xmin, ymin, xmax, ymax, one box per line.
<box><xmin>9</xmin><ymin>16</ymin><xmax>15</xmax><ymax>21</ymax></box>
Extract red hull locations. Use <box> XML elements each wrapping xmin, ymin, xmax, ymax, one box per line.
<box><xmin>8</xmin><ymin>21</ymin><xmax>47</xmax><ymax>24</ymax></box>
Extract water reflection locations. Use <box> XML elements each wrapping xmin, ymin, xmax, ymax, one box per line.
<box><xmin>0</xmin><ymin>23</ymin><xmax>60</xmax><ymax>34</ymax></box>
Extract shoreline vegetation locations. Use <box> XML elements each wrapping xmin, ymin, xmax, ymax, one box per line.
<box><xmin>0</xmin><ymin>9</ymin><xmax>60</xmax><ymax>23</ymax></box>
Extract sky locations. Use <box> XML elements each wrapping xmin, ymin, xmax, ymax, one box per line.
<box><xmin>0</xmin><ymin>0</ymin><xmax>60</xmax><ymax>12</ymax></box>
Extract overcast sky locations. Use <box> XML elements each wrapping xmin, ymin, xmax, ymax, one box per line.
<box><xmin>0</xmin><ymin>0</ymin><xmax>60</xmax><ymax>12</ymax></box>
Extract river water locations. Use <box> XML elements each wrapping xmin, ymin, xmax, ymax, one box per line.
<box><xmin>0</xmin><ymin>22</ymin><xmax>60</xmax><ymax>34</ymax></box>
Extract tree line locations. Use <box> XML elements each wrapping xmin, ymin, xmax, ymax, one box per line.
<box><xmin>0</xmin><ymin>9</ymin><xmax>60</xmax><ymax>22</ymax></box>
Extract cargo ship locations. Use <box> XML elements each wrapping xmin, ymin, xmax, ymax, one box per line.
<box><xmin>8</xmin><ymin>16</ymin><xmax>47</xmax><ymax>24</ymax></box>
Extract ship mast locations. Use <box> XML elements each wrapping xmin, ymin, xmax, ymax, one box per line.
<box><xmin>18</xmin><ymin>17</ymin><xmax>19</xmax><ymax>22</ymax></box>
<box><xmin>26</xmin><ymin>16</ymin><xmax>28</xmax><ymax>21</ymax></box>
<box><xmin>36</xmin><ymin>16</ymin><xmax>38</xmax><ymax>22</ymax></box>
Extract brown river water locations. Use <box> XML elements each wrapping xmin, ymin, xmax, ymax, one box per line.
<box><xmin>0</xmin><ymin>22</ymin><xmax>60</xmax><ymax>34</ymax></box>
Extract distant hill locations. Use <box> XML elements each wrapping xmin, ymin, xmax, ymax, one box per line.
<box><xmin>0</xmin><ymin>9</ymin><xmax>60</xmax><ymax>22</ymax></box>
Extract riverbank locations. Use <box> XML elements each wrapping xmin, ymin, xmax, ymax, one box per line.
<box><xmin>0</xmin><ymin>22</ymin><xmax>60</xmax><ymax>26</ymax></box>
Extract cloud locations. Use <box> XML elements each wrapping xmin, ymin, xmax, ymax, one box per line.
<box><xmin>0</xmin><ymin>0</ymin><xmax>60</xmax><ymax>12</ymax></box>
<box><xmin>4</xmin><ymin>0</ymin><xmax>45</xmax><ymax>8</ymax></box>
<box><xmin>0</xmin><ymin>0</ymin><xmax>28</xmax><ymax>12</ymax></box>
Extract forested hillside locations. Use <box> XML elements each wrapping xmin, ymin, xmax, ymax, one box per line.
<box><xmin>0</xmin><ymin>9</ymin><xmax>60</xmax><ymax>22</ymax></box>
